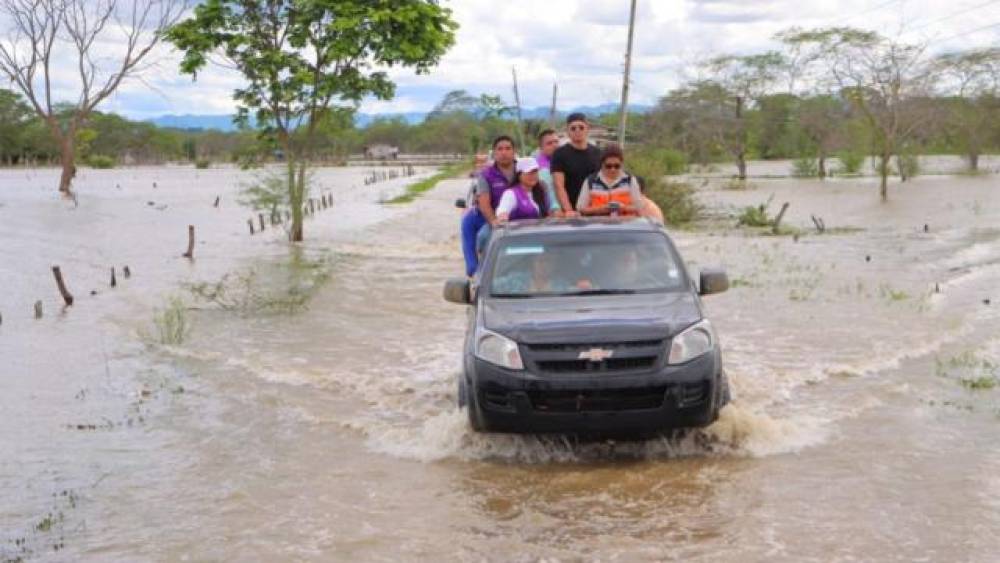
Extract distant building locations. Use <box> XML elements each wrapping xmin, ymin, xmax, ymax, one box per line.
<box><xmin>364</xmin><ymin>144</ymin><xmax>399</xmax><ymax>160</ymax></box>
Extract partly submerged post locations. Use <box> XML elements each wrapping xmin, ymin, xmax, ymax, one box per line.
<box><xmin>52</xmin><ymin>266</ymin><xmax>73</xmax><ymax>307</ymax></box>
<box><xmin>34</xmin><ymin>301</ymin><xmax>43</xmax><ymax>319</ymax></box>
<box><xmin>248</xmin><ymin>219</ymin><xmax>255</xmax><ymax>235</ymax></box>
<box><xmin>259</xmin><ymin>213</ymin><xmax>266</xmax><ymax>232</ymax></box>
<box><xmin>772</xmin><ymin>202</ymin><xmax>791</xmax><ymax>235</ymax></box>
<box><xmin>182</xmin><ymin>225</ymin><xmax>195</xmax><ymax>259</ymax></box>
<box><xmin>110</xmin><ymin>267</ymin><xmax>117</xmax><ymax>288</ymax></box>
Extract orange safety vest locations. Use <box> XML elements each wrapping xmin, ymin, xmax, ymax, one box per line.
<box><xmin>582</xmin><ymin>173</ymin><xmax>638</xmax><ymax>215</ymax></box>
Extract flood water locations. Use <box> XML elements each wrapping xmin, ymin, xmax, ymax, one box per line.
<box><xmin>2</xmin><ymin>159</ymin><xmax>1000</xmax><ymax>561</ymax></box>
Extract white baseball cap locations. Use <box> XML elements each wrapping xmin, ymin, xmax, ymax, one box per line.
<box><xmin>516</xmin><ymin>157</ymin><xmax>540</xmax><ymax>174</ymax></box>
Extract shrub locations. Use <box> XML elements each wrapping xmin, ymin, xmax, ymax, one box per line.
<box><xmin>835</xmin><ymin>150</ymin><xmax>864</xmax><ymax>175</ymax></box>
<box><xmin>792</xmin><ymin>156</ymin><xmax>819</xmax><ymax>178</ymax></box>
<box><xmin>86</xmin><ymin>155</ymin><xmax>115</xmax><ymax>169</ymax></box>
<box><xmin>630</xmin><ymin>147</ymin><xmax>687</xmax><ymax>176</ymax></box>
<box><xmin>628</xmin><ymin>146</ymin><xmax>700</xmax><ymax>225</ymax></box>
<box><xmin>897</xmin><ymin>152</ymin><xmax>920</xmax><ymax>179</ymax></box>
<box><xmin>737</xmin><ymin>196</ymin><xmax>774</xmax><ymax>227</ymax></box>
<box><xmin>646</xmin><ymin>180</ymin><xmax>701</xmax><ymax>225</ymax></box>
<box><xmin>153</xmin><ymin>296</ymin><xmax>189</xmax><ymax>345</ymax></box>
<box><xmin>195</xmin><ymin>159</ymin><xmax>211</xmax><ymax>169</ymax></box>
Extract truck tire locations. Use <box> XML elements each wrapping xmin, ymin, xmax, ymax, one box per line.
<box><xmin>459</xmin><ymin>376</ymin><xmax>485</xmax><ymax>432</ymax></box>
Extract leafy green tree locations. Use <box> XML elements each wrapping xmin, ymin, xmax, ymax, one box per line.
<box><xmin>0</xmin><ymin>89</ymin><xmax>34</xmax><ymax>165</ymax></box>
<box><xmin>931</xmin><ymin>47</ymin><xmax>1000</xmax><ymax>171</ymax></box>
<box><xmin>168</xmin><ymin>0</ymin><xmax>457</xmax><ymax>241</ymax></box>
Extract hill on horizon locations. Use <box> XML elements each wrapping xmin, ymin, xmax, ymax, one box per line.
<box><xmin>147</xmin><ymin>103</ymin><xmax>652</xmax><ymax>132</ymax></box>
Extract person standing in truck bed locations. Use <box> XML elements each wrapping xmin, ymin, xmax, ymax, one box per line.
<box><xmin>550</xmin><ymin>112</ymin><xmax>601</xmax><ymax>215</ymax></box>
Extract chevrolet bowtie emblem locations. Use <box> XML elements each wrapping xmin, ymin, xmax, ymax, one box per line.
<box><xmin>578</xmin><ymin>348</ymin><xmax>614</xmax><ymax>362</ymax></box>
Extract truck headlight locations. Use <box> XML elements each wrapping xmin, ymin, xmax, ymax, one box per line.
<box><xmin>668</xmin><ymin>319</ymin><xmax>715</xmax><ymax>365</ymax></box>
<box><xmin>475</xmin><ymin>329</ymin><xmax>524</xmax><ymax>370</ymax></box>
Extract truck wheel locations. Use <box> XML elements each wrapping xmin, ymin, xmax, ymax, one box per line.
<box><xmin>461</xmin><ymin>378</ymin><xmax>485</xmax><ymax>432</ymax></box>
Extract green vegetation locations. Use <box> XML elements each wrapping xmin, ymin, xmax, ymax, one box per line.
<box><xmin>628</xmin><ymin>146</ymin><xmax>699</xmax><ymax>225</ymax></box>
<box><xmin>386</xmin><ymin>162</ymin><xmax>468</xmax><ymax>204</ymax></box>
<box><xmin>737</xmin><ymin>198</ymin><xmax>774</xmax><ymax>227</ymax></box>
<box><xmin>167</xmin><ymin>0</ymin><xmax>457</xmax><ymax>242</ymax></box>
<box><xmin>195</xmin><ymin>158</ymin><xmax>211</xmax><ymax>169</ymax></box>
<box><xmin>186</xmin><ymin>252</ymin><xmax>332</xmax><ymax>314</ymax></box>
<box><xmin>792</xmin><ymin>156</ymin><xmax>819</xmax><ymax>178</ymax></box>
<box><xmin>153</xmin><ymin>297</ymin><xmax>190</xmax><ymax>346</ymax></box>
<box><xmin>84</xmin><ymin>155</ymin><xmax>115</xmax><ymax>169</ymax></box>
<box><xmin>835</xmin><ymin>150</ymin><xmax>865</xmax><ymax>175</ymax></box>
<box><xmin>935</xmin><ymin>351</ymin><xmax>999</xmax><ymax>391</ymax></box>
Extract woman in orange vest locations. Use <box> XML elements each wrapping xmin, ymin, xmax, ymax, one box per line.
<box><xmin>576</xmin><ymin>143</ymin><xmax>645</xmax><ymax>217</ymax></box>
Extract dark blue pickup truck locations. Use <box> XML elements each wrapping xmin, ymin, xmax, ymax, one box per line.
<box><xmin>444</xmin><ymin>217</ymin><xmax>730</xmax><ymax>435</ymax></box>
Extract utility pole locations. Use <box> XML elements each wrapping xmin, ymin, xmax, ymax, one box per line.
<box><xmin>511</xmin><ymin>66</ymin><xmax>526</xmax><ymax>150</ymax></box>
<box><xmin>549</xmin><ymin>82</ymin><xmax>558</xmax><ymax>126</ymax></box>
<box><xmin>617</xmin><ymin>0</ymin><xmax>638</xmax><ymax>147</ymax></box>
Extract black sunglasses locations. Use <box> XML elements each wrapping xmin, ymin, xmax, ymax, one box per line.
<box><xmin>603</xmin><ymin>162</ymin><xmax>621</xmax><ymax>169</ymax></box>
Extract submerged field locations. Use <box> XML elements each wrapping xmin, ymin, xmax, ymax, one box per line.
<box><xmin>2</xmin><ymin>158</ymin><xmax>999</xmax><ymax>561</ymax></box>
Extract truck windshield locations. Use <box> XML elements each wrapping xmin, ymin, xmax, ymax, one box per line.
<box><xmin>489</xmin><ymin>232</ymin><xmax>687</xmax><ymax>298</ymax></box>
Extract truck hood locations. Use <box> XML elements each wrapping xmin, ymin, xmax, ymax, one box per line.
<box><xmin>482</xmin><ymin>292</ymin><xmax>702</xmax><ymax>344</ymax></box>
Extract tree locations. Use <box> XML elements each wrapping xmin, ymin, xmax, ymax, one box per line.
<box><xmin>701</xmin><ymin>51</ymin><xmax>785</xmax><ymax>179</ymax></box>
<box><xmin>0</xmin><ymin>0</ymin><xmax>187</xmax><ymax>197</ymax></box>
<box><xmin>0</xmin><ymin>89</ymin><xmax>34</xmax><ymax>165</ymax></box>
<box><xmin>168</xmin><ymin>0</ymin><xmax>457</xmax><ymax>241</ymax></box>
<box><xmin>780</xmin><ymin>27</ymin><xmax>938</xmax><ymax>201</ymax></box>
<box><xmin>795</xmin><ymin>95</ymin><xmax>849</xmax><ymax>178</ymax></box>
<box><xmin>931</xmin><ymin>47</ymin><xmax>1000</xmax><ymax>171</ymax></box>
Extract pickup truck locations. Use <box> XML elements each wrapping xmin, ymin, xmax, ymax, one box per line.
<box><xmin>443</xmin><ymin>217</ymin><xmax>730</xmax><ymax>435</ymax></box>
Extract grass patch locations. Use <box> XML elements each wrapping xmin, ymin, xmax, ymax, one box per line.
<box><xmin>878</xmin><ymin>284</ymin><xmax>910</xmax><ymax>302</ymax></box>
<box><xmin>152</xmin><ymin>296</ymin><xmax>190</xmax><ymax>345</ymax></box>
<box><xmin>385</xmin><ymin>161</ymin><xmax>469</xmax><ymax>204</ymax></box>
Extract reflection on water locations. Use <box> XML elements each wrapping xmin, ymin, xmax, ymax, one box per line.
<box><xmin>3</xmin><ymin>161</ymin><xmax>1000</xmax><ymax>560</ymax></box>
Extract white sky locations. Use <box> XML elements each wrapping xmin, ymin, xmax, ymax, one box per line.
<box><xmin>5</xmin><ymin>0</ymin><xmax>999</xmax><ymax>118</ymax></box>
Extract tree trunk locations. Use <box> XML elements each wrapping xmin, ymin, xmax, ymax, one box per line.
<box><xmin>58</xmin><ymin>136</ymin><xmax>77</xmax><ymax>197</ymax></box>
<box><xmin>968</xmin><ymin>152</ymin><xmax>979</xmax><ymax>172</ymax></box>
<box><xmin>818</xmin><ymin>153</ymin><xmax>827</xmax><ymax>180</ymax></box>
<box><xmin>288</xmin><ymin>159</ymin><xmax>304</xmax><ymax>242</ymax></box>
<box><xmin>879</xmin><ymin>151</ymin><xmax>890</xmax><ymax>202</ymax></box>
<box><xmin>736</xmin><ymin>151</ymin><xmax>748</xmax><ymax>181</ymax></box>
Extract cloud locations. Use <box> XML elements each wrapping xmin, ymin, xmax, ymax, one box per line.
<box><xmin>3</xmin><ymin>0</ymin><xmax>998</xmax><ymax>118</ymax></box>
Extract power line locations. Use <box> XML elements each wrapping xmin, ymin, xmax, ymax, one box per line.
<box><xmin>904</xmin><ymin>0</ymin><xmax>1000</xmax><ymax>35</ymax></box>
<box><xmin>926</xmin><ymin>19</ymin><xmax>1000</xmax><ymax>46</ymax></box>
<box><xmin>831</xmin><ymin>0</ymin><xmax>903</xmax><ymax>26</ymax></box>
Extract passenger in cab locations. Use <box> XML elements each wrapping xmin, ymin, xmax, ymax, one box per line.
<box><xmin>496</xmin><ymin>157</ymin><xmax>555</xmax><ymax>223</ymax></box>
<box><xmin>533</xmin><ymin>129</ymin><xmax>562</xmax><ymax>216</ymax></box>
<box><xmin>460</xmin><ymin>136</ymin><xmax>518</xmax><ymax>276</ymax></box>
<box><xmin>551</xmin><ymin>113</ymin><xmax>601</xmax><ymax>215</ymax></box>
<box><xmin>576</xmin><ymin>144</ymin><xmax>645</xmax><ymax>217</ymax></box>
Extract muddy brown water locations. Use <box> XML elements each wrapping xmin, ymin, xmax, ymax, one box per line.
<box><xmin>2</xmin><ymin>160</ymin><xmax>999</xmax><ymax>561</ymax></box>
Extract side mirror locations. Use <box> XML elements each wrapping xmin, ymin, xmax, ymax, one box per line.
<box><xmin>699</xmin><ymin>268</ymin><xmax>729</xmax><ymax>296</ymax></box>
<box><xmin>443</xmin><ymin>278</ymin><xmax>471</xmax><ymax>304</ymax></box>
<box><xmin>454</xmin><ymin>198</ymin><xmax>467</xmax><ymax>209</ymax></box>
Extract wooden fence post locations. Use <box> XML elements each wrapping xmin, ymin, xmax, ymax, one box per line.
<box><xmin>52</xmin><ymin>266</ymin><xmax>73</xmax><ymax>307</ymax></box>
<box><xmin>182</xmin><ymin>225</ymin><xmax>195</xmax><ymax>259</ymax></box>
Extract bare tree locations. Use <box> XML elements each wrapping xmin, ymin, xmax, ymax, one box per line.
<box><xmin>931</xmin><ymin>47</ymin><xmax>1000</xmax><ymax>172</ymax></box>
<box><xmin>780</xmin><ymin>28</ymin><xmax>939</xmax><ymax>201</ymax></box>
<box><xmin>0</xmin><ymin>0</ymin><xmax>187</xmax><ymax>197</ymax></box>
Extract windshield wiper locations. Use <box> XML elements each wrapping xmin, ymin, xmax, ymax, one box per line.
<box><xmin>559</xmin><ymin>288</ymin><xmax>638</xmax><ymax>296</ymax></box>
<box><xmin>490</xmin><ymin>293</ymin><xmax>536</xmax><ymax>299</ymax></box>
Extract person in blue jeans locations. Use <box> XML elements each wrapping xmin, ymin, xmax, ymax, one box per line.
<box><xmin>460</xmin><ymin>135</ymin><xmax>518</xmax><ymax>276</ymax></box>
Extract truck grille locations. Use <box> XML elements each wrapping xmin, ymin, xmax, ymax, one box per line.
<box><xmin>524</xmin><ymin>340</ymin><xmax>665</xmax><ymax>375</ymax></box>
<box><xmin>528</xmin><ymin>386</ymin><xmax>667</xmax><ymax>412</ymax></box>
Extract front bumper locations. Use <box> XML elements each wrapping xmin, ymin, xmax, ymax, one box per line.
<box><xmin>467</xmin><ymin>350</ymin><xmax>725</xmax><ymax>435</ymax></box>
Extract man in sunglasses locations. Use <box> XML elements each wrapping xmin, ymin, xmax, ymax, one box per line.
<box><xmin>550</xmin><ymin>112</ymin><xmax>602</xmax><ymax>215</ymax></box>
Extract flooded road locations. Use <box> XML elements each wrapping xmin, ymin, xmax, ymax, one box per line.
<box><xmin>2</xmin><ymin>160</ymin><xmax>1000</xmax><ymax>561</ymax></box>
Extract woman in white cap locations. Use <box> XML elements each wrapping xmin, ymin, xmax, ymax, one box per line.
<box><xmin>496</xmin><ymin>157</ymin><xmax>557</xmax><ymax>223</ymax></box>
